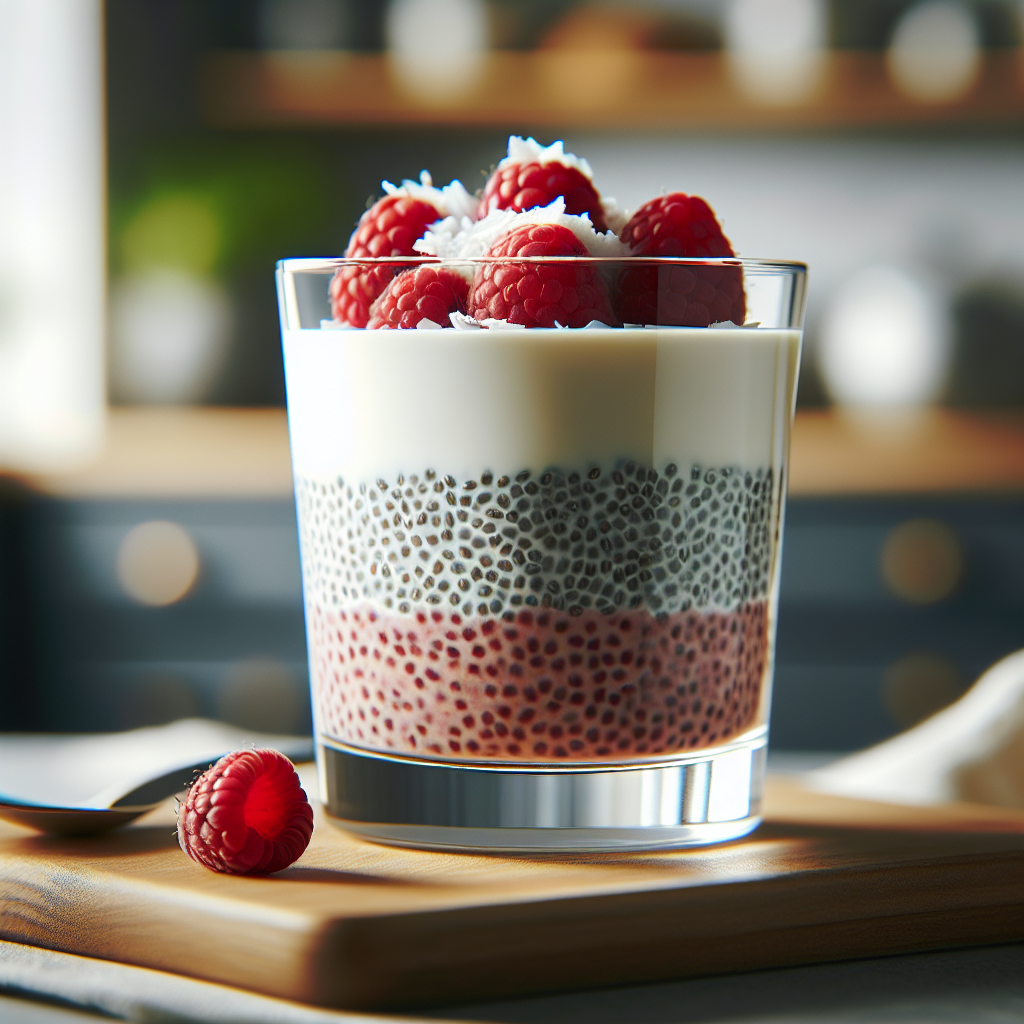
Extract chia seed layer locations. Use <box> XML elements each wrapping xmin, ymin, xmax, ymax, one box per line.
<box><xmin>296</xmin><ymin>460</ymin><xmax>776</xmax><ymax>621</ymax></box>
<box><xmin>310</xmin><ymin>603</ymin><xmax>768</xmax><ymax>762</ymax></box>
<box><xmin>297</xmin><ymin>458</ymin><xmax>779</xmax><ymax>763</ymax></box>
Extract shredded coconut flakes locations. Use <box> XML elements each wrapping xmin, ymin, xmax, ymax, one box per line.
<box><xmin>499</xmin><ymin>137</ymin><xmax>594</xmax><ymax>180</ymax></box>
<box><xmin>601</xmin><ymin>196</ymin><xmax>627</xmax><ymax>235</ymax></box>
<box><xmin>450</xmin><ymin>312</ymin><xmax>526</xmax><ymax>330</ymax></box>
<box><xmin>381</xmin><ymin>170</ymin><xmax>479</xmax><ymax>221</ymax></box>
<box><xmin>416</xmin><ymin>199</ymin><xmax>628</xmax><ymax>262</ymax></box>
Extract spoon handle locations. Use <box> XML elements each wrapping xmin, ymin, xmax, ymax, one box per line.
<box><xmin>0</xmin><ymin>802</ymin><xmax>147</xmax><ymax>836</ymax></box>
<box><xmin>110</xmin><ymin>738</ymin><xmax>314</xmax><ymax>808</ymax></box>
<box><xmin>109</xmin><ymin>760</ymin><xmax>219</xmax><ymax>809</ymax></box>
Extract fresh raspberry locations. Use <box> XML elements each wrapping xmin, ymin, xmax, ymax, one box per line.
<box><xmin>616</xmin><ymin>193</ymin><xmax>746</xmax><ymax>327</ymax></box>
<box><xmin>621</xmin><ymin>193</ymin><xmax>735</xmax><ymax>259</ymax></box>
<box><xmin>330</xmin><ymin>195</ymin><xmax>441</xmax><ymax>327</ymax></box>
<box><xmin>367</xmin><ymin>265</ymin><xmax>469</xmax><ymax>329</ymax></box>
<box><xmin>480</xmin><ymin>162</ymin><xmax>607</xmax><ymax>231</ymax></box>
<box><xmin>466</xmin><ymin>223</ymin><xmax>618</xmax><ymax>328</ymax></box>
<box><xmin>176</xmin><ymin>749</ymin><xmax>313</xmax><ymax>876</ymax></box>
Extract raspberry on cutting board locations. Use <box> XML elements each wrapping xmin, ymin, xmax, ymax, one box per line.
<box><xmin>480</xmin><ymin>137</ymin><xmax>610</xmax><ymax>231</ymax></box>
<box><xmin>330</xmin><ymin>172</ymin><xmax>476</xmax><ymax>327</ymax></box>
<box><xmin>176</xmin><ymin>749</ymin><xmax>314</xmax><ymax>876</ymax></box>
<box><xmin>466</xmin><ymin>222</ymin><xmax>618</xmax><ymax>329</ymax></box>
<box><xmin>368</xmin><ymin>265</ymin><xmax>469</xmax><ymax>329</ymax></box>
<box><xmin>617</xmin><ymin>193</ymin><xmax>746</xmax><ymax>327</ymax></box>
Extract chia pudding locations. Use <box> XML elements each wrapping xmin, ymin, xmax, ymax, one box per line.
<box><xmin>278</xmin><ymin>127</ymin><xmax>807</xmax><ymax>856</ymax></box>
<box><xmin>284</xmin><ymin>324</ymin><xmax>799</xmax><ymax>765</ymax></box>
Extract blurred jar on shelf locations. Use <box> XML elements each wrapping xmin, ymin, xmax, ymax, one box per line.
<box><xmin>819</xmin><ymin>264</ymin><xmax>953</xmax><ymax>408</ymax></box>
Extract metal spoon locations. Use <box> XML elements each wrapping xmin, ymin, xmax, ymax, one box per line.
<box><xmin>0</xmin><ymin>737</ymin><xmax>314</xmax><ymax>837</ymax></box>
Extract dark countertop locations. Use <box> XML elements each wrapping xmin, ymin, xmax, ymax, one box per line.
<box><xmin>2</xmin><ymin>944</ymin><xmax>1022</xmax><ymax>1023</ymax></box>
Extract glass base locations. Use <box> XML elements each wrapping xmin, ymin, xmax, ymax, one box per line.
<box><xmin>318</xmin><ymin>735</ymin><xmax>766</xmax><ymax>852</ymax></box>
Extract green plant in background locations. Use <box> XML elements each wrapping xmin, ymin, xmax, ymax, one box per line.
<box><xmin>120</xmin><ymin>192</ymin><xmax>223</xmax><ymax>276</ymax></box>
<box><xmin>111</xmin><ymin>137</ymin><xmax>345</xmax><ymax>280</ymax></box>
<box><xmin>109</xmin><ymin>138</ymin><xmax>348</xmax><ymax>404</ymax></box>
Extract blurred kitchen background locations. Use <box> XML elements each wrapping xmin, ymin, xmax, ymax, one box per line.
<box><xmin>0</xmin><ymin>0</ymin><xmax>1021</xmax><ymax>760</ymax></box>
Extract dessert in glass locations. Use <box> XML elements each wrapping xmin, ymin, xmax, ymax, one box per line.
<box><xmin>278</xmin><ymin>139</ymin><xmax>806</xmax><ymax>851</ymax></box>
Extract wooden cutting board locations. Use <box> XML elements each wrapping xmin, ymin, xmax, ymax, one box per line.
<box><xmin>1</xmin><ymin>774</ymin><xmax>1021</xmax><ymax>1013</ymax></box>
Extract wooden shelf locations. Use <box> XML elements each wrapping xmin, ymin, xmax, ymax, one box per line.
<box><xmin>26</xmin><ymin>408</ymin><xmax>296</xmax><ymax>500</ymax></box>
<box><xmin>20</xmin><ymin>407</ymin><xmax>1024</xmax><ymax>500</ymax></box>
<box><xmin>788</xmin><ymin>408</ymin><xmax>1024</xmax><ymax>497</ymax></box>
<box><xmin>200</xmin><ymin>48</ymin><xmax>1024</xmax><ymax>131</ymax></box>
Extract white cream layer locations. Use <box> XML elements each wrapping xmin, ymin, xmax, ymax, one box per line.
<box><xmin>282</xmin><ymin>327</ymin><xmax>801</xmax><ymax>482</ymax></box>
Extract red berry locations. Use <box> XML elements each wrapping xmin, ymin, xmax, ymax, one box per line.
<box><xmin>367</xmin><ymin>265</ymin><xmax>469</xmax><ymax>329</ymax></box>
<box><xmin>621</xmin><ymin>193</ymin><xmax>735</xmax><ymax>259</ymax></box>
<box><xmin>617</xmin><ymin>193</ymin><xmax>746</xmax><ymax>327</ymax></box>
<box><xmin>176</xmin><ymin>749</ymin><xmax>314</xmax><ymax>876</ymax></box>
<box><xmin>480</xmin><ymin>162</ymin><xmax>607</xmax><ymax>231</ymax></box>
<box><xmin>466</xmin><ymin>223</ymin><xmax>618</xmax><ymax>328</ymax></box>
<box><xmin>330</xmin><ymin>195</ymin><xmax>442</xmax><ymax>327</ymax></box>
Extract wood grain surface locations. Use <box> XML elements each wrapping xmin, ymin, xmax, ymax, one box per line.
<box><xmin>1</xmin><ymin>776</ymin><xmax>1022</xmax><ymax>1012</ymax></box>
<box><xmin>199</xmin><ymin>49</ymin><xmax>1024</xmax><ymax>132</ymax></box>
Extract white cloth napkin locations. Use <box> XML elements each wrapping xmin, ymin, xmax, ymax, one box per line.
<box><xmin>805</xmin><ymin>649</ymin><xmax>1024</xmax><ymax>809</ymax></box>
<box><xmin>0</xmin><ymin>718</ymin><xmax>312</xmax><ymax>809</ymax></box>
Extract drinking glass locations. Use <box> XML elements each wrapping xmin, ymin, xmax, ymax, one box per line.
<box><xmin>278</xmin><ymin>255</ymin><xmax>806</xmax><ymax>851</ymax></box>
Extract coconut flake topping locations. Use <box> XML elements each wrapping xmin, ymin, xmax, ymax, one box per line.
<box><xmin>499</xmin><ymin>137</ymin><xmax>594</xmax><ymax>180</ymax></box>
<box><xmin>449</xmin><ymin>312</ymin><xmax>527</xmax><ymax>330</ymax></box>
<box><xmin>416</xmin><ymin>199</ymin><xmax>628</xmax><ymax>264</ymax></box>
<box><xmin>600</xmin><ymin>196</ymin><xmax>627</xmax><ymax>235</ymax></box>
<box><xmin>381</xmin><ymin>170</ymin><xmax>479</xmax><ymax>221</ymax></box>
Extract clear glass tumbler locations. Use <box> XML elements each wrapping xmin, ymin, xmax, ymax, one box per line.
<box><xmin>277</xmin><ymin>255</ymin><xmax>806</xmax><ymax>851</ymax></box>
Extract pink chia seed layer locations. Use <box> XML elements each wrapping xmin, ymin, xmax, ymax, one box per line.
<box><xmin>310</xmin><ymin>602</ymin><xmax>768</xmax><ymax>762</ymax></box>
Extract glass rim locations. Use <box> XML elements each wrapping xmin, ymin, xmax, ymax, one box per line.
<box><xmin>278</xmin><ymin>256</ymin><xmax>808</xmax><ymax>273</ymax></box>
